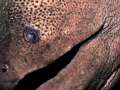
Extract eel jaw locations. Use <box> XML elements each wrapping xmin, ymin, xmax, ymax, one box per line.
<box><xmin>13</xmin><ymin>24</ymin><xmax>104</xmax><ymax>90</ymax></box>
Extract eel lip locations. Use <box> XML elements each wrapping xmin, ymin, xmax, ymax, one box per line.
<box><xmin>0</xmin><ymin>80</ymin><xmax>18</xmax><ymax>90</ymax></box>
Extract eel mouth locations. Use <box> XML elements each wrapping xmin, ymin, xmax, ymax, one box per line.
<box><xmin>13</xmin><ymin>24</ymin><xmax>104</xmax><ymax>90</ymax></box>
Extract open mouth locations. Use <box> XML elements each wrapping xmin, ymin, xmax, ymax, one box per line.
<box><xmin>13</xmin><ymin>24</ymin><xmax>104</xmax><ymax>90</ymax></box>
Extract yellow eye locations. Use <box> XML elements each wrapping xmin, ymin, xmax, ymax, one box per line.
<box><xmin>23</xmin><ymin>28</ymin><xmax>40</xmax><ymax>43</ymax></box>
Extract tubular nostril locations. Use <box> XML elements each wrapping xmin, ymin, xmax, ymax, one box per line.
<box><xmin>2</xmin><ymin>64</ymin><xmax>9</xmax><ymax>72</ymax></box>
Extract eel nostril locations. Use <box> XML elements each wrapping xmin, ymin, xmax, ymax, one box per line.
<box><xmin>2</xmin><ymin>64</ymin><xmax>9</xmax><ymax>72</ymax></box>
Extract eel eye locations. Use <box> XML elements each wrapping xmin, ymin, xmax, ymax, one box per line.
<box><xmin>24</xmin><ymin>28</ymin><xmax>40</xmax><ymax>43</ymax></box>
<box><xmin>2</xmin><ymin>64</ymin><xmax>9</xmax><ymax>72</ymax></box>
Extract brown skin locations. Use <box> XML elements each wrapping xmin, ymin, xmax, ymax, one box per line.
<box><xmin>0</xmin><ymin>0</ymin><xmax>120</xmax><ymax>90</ymax></box>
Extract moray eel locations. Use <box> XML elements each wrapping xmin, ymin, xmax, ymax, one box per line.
<box><xmin>0</xmin><ymin>0</ymin><xmax>120</xmax><ymax>90</ymax></box>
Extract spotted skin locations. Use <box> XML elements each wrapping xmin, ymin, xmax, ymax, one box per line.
<box><xmin>8</xmin><ymin>0</ymin><xmax>67</xmax><ymax>40</ymax></box>
<box><xmin>0</xmin><ymin>0</ymin><xmax>120</xmax><ymax>90</ymax></box>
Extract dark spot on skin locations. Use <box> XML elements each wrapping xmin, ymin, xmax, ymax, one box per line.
<box><xmin>23</xmin><ymin>28</ymin><xmax>40</xmax><ymax>43</ymax></box>
<box><xmin>46</xmin><ymin>44</ymin><xmax>50</xmax><ymax>50</ymax></box>
<box><xmin>39</xmin><ymin>51</ymin><xmax>43</xmax><ymax>54</ymax></box>
<box><xmin>24</xmin><ymin>59</ymin><xmax>28</xmax><ymax>63</ymax></box>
